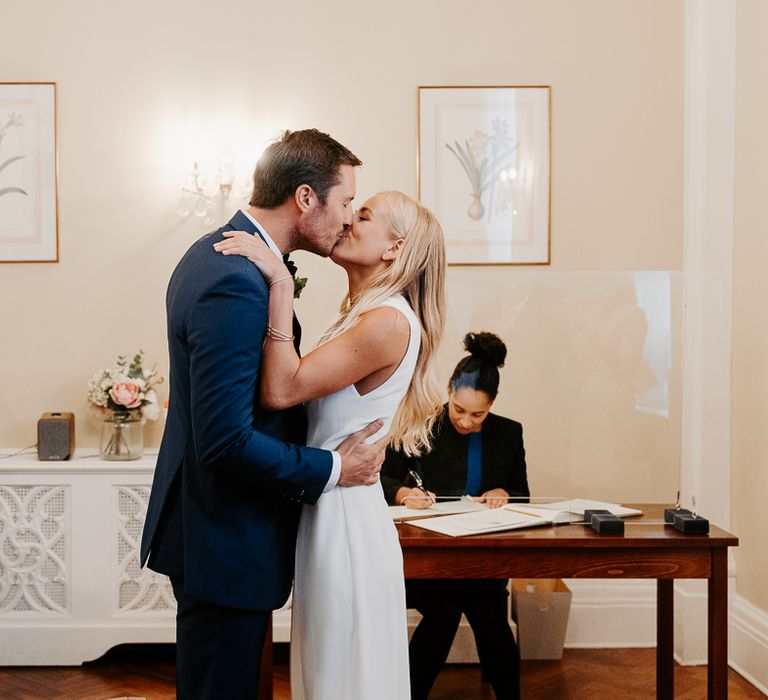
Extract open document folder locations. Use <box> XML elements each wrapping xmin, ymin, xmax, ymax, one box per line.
<box><xmin>401</xmin><ymin>499</ymin><xmax>643</xmax><ymax>537</ymax></box>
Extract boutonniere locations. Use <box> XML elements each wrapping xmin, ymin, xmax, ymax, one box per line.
<box><xmin>282</xmin><ymin>254</ymin><xmax>308</xmax><ymax>299</ymax></box>
<box><xmin>293</xmin><ymin>276</ymin><xmax>308</xmax><ymax>299</ymax></box>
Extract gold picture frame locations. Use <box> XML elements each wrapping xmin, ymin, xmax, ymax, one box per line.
<box><xmin>0</xmin><ymin>82</ymin><xmax>59</xmax><ymax>263</ymax></box>
<box><xmin>418</xmin><ymin>86</ymin><xmax>551</xmax><ymax>265</ymax></box>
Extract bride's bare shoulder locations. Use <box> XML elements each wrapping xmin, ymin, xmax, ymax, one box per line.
<box><xmin>354</xmin><ymin>306</ymin><xmax>410</xmax><ymax>342</ymax></box>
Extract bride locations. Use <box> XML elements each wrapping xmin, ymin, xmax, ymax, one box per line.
<box><xmin>215</xmin><ymin>189</ymin><xmax>446</xmax><ymax>699</ymax></box>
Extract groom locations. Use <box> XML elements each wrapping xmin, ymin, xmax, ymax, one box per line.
<box><xmin>141</xmin><ymin>129</ymin><xmax>385</xmax><ymax>699</ymax></box>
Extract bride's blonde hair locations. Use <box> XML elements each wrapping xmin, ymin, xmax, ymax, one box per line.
<box><xmin>319</xmin><ymin>191</ymin><xmax>446</xmax><ymax>455</ymax></box>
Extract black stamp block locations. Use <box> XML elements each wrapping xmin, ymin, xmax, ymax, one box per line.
<box><xmin>672</xmin><ymin>512</ymin><xmax>709</xmax><ymax>535</ymax></box>
<box><xmin>664</xmin><ymin>507</ymin><xmax>692</xmax><ymax>524</ymax></box>
<box><xmin>589</xmin><ymin>513</ymin><xmax>624</xmax><ymax>535</ymax></box>
<box><xmin>584</xmin><ymin>509</ymin><xmax>612</xmax><ymax>525</ymax></box>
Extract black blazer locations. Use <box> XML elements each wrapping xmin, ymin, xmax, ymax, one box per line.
<box><xmin>140</xmin><ymin>211</ymin><xmax>332</xmax><ymax>611</ymax></box>
<box><xmin>382</xmin><ymin>405</ymin><xmax>529</xmax><ymax>503</ymax></box>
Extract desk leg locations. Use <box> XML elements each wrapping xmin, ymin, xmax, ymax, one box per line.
<box><xmin>708</xmin><ymin>548</ymin><xmax>728</xmax><ymax>700</ymax></box>
<box><xmin>259</xmin><ymin>613</ymin><xmax>273</xmax><ymax>700</ymax></box>
<box><xmin>657</xmin><ymin>579</ymin><xmax>674</xmax><ymax>700</ymax></box>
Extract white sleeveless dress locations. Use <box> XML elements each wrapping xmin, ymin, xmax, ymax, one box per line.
<box><xmin>290</xmin><ymin>295</ymin><xmax>418</xmax><ymax>700</ymax></box>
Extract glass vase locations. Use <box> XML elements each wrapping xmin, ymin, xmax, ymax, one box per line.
<box><xmin>100</xmin><ymin>411</ymin><xmax>143</xmax><ymax>461</ymax></box>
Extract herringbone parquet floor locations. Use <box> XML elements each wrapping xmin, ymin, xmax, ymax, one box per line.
<box><xmin>0</xmin><ymin>644</ymin><xmax>764</xmax><ymax>699</ymax></box>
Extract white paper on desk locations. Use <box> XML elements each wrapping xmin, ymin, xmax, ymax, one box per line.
<box><xmin>405</xmin><ymin>500</ymin><xmax>643</xmax><ymax>536</ymax></box>
<box><xmin>536</xmin><ymin>499</ymin><xmax>643</xmax><ymax>522</ymax></box>
<box><xmin>389</xmin><ymin>499</ymin><xmax>488</xmax><ymax>521</ymax></box>
<box><xmin>407</xmin><ymin>505</ymin><xmax>553</xmax><ymax>536</ymax></box>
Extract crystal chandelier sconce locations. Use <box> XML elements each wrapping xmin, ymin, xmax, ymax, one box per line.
<box><xmin>176</xmin><ymin>154</ymin><xmax>251</xmax><ymax>225</ymax></box>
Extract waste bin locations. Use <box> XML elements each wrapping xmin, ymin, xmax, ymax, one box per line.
<box><xmin>511</xmin><ymin>578</ymin><xmax>572</xmax><ymax>660</ymax></box>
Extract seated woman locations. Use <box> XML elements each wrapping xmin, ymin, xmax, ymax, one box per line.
<box><xmin>382</xmin><ymin>331</ymin><xmax>529</xmax><ymax>700</ymax></box>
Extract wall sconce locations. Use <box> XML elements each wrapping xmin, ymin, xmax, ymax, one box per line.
<box><xmin>176</xmin><ymin>153</ymin><xmax>251</xmax><ymax>225</ymax></box>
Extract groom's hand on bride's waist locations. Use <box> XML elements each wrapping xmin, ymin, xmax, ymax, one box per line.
<box><xmin>335</xmin><ymin>419</ymin><xmax>388</xmax><ymax>487</ymax></box>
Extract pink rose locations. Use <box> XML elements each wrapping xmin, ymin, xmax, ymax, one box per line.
<box><xmin>110</xmin><ymin>381</ymin><xmax>143</xmax><ymax>409</ymax></box>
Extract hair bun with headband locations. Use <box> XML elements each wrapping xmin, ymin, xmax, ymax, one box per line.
<box><xmin>463</xmin><ymin>332</ymin><xmax>507</xmax><ymax>368</ymax></box>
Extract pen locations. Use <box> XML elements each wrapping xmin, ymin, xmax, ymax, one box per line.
<box><xmin>407</xmin><ymin>469</ymin><xmax>435</xmax><ymax>505</ymax></box>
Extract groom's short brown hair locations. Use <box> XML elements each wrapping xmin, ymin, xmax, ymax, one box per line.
<box><xmin>249</xmin><ymin>129</ymin><xmax>362</xmax><ymax>209</ymax></box>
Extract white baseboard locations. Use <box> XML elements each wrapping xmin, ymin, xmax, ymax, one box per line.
<box><xmin>0</xmin><ymin>623</ymin><xmax>174</xmax><ymax>665</ymax></box>
<box><xmin>674</xmin><ymin>579</ymin><xmax>708</xmax><ymax>664</ymax></box>
<box><xmin>730</xmin><ymin>592</ymin><xmax>768</xmax><ymax>695</ymax></box>
<box><xmin>563</xmin><ymin>579</ymin><xmax>657</xmax><ymax>649</ymax></box>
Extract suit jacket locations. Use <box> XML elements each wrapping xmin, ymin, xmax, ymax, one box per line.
<box><xmin>381</xmin><ymin>405</ymin><xmax>529</xmax><ymax>503</ymax></box>
<box><xmin>140</xmin><ymin>210</ymin><xmax>332</xmax><ymax>611</ymax></box>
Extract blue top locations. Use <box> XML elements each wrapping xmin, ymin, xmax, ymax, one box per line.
<box><xmin>464</xmin><ymin>431</ymin><xmax>483</xmax><ymax>496</ymax></box>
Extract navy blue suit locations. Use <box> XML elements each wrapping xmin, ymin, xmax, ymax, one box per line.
<box><xmin>141</xmin><ymin>211</ymin><xmax>332</xmax><ymax>697</ymax></box>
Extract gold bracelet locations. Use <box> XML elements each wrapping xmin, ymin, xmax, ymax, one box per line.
<box><xmin>266</xmin><ymin>325</ymin><xmax>294</xmax><ymax>342</ymax></box>
<box><xmin>269</xmin><ymin>275</ymin><xmax>293</xmax><ymax>288</ymax></box>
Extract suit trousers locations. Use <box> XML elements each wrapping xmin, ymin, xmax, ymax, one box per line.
<box><xmin>406</xmin><ymin>579</ymin><xmax>520</xmax><ymax>700</ymax></box>
<box><xmin>171</xmin><ymin>579</ymin><xmax>269</xmax><ymax>700</ymax></box>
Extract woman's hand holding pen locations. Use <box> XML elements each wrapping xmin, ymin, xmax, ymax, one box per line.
<box><xmin>396</xmin><ymin>486</ymin><xmax>436</xmax><ymax>509</ymax></box>
<box><xmin>474</xmin><ymin>487</ymin><xmax>510</xmax><ymax>509</ymax></box>
<box><xmin>401</xmin><ymin>469</ymin><xmax>436</xmax><ymax>508</ymax></box>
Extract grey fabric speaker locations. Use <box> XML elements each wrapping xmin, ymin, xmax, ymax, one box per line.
<box><xmin>37</xmin><ymin>412</ymin><xmax>75</xmax><ymax>460</ymax></box>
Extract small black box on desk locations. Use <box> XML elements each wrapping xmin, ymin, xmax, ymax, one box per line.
<box><xmin>584</xmin><ymin>509</ymin><xmax>624</xmax><ymax>535</ymax></box>
<box><xmin>672</xmin><ymin>512</ymin><xmax>709</xmax><ymax>534</ymax></box>
<box><xmin>664</xmin><ymin>507</ymin><xmax>692</xmax><ymax>523</ymax></box>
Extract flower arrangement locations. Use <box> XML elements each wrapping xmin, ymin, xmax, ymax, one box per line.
<box><xmin>445</xmin><ymin>118</ymin><xmax>519</xmax><ymax>221</ymax></box>
<box><xmin>87</xmin><ymin>351</ymin><xmax>164</xmax><ymax>424</ymax></box>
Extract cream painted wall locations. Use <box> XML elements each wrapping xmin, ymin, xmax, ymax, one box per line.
<box><xmin>732</xmin><ymin>0</ymin><xmax>768</xmax><ymax>610</ymax></box>
<box><xmin>0</xmin><ymin>1</ymin><xmax>683</xmax><ymax>500</ymax></box>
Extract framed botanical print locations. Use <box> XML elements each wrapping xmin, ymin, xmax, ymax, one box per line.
<box><xmin>419</xmin><ymin>86</ymin><xmax>550</xmax><ymax>265</ymax></box>
<box><xmin>0</xmin><ymin>82</ymin><xmax>59</xmax><ymax>263</ymax></box>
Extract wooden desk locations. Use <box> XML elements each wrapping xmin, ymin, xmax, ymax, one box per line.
<box><xmin>397</xmin><ymin>505</ymin><xmax>738</xmax><ymax>700</ymax></box>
